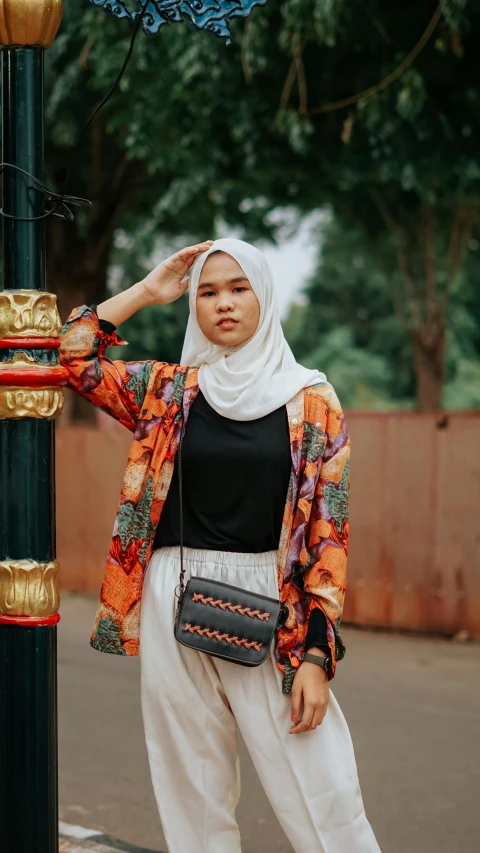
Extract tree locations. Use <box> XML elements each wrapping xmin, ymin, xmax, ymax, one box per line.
<box><xmin>284</xmin><ymin>213</ymin><xmax>480</xmax><ymax>410</ymax></box>
<box><xmin>45</xmin><ymin>4</ymin><xmax>241</xmax><ymax>416</ymax></box>
<box><xmin>240</xmin><ymin>0</ymin><xmax>480</xmax><ymax>411</ymax></box>
<box><xmin>283</xmin><ymin>216</ymin><xmax>412</xmax><ymax>408</ymax></box>
<box><xmin>46</xmin><ymin>1</ymin><xmax>271</xmax><ymax>328</ymax></box>
<box><xmin>46</xmin><ymin>1</ymin><xmax>480</xmax><ymax>413</ymax></box>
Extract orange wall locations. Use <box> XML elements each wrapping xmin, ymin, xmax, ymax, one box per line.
<box><xmin>56</xmin><ymin>411</ymin><xmax>480</xmax><ymax>638</ymax></box>
<box><xmin>56</xmin><ymin>425</ymin><xmax>131</xmax><ymax>596</ymax></box>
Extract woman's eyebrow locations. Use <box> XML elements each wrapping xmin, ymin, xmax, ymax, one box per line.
<box><xmin>198</xmin><ymin>276</ymin><xmax>248</xmax><ymax>289</ymax></box>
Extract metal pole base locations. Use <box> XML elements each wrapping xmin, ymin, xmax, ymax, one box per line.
<box><xmin>0</xmin><ymin>617</ymin><xmax>59</xmax><ymax>853</ymax></box>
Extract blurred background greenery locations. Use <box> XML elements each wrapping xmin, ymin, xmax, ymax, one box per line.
<box><xmin>45</xmin><ymin>0</ymin><xmax>479</xmax><ymax>415</ymax></box>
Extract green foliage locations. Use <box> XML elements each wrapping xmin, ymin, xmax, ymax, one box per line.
<box><xmin>45</xmin><ymin>1</ymin><xmax>480</xmax><ymax>410</ymax></box>
<box><xmin>444</xmin><ymin>360</ymin><xmax>480</xmax><ymax>409</ymax></box>
<box><xmin>284</xmin><ymin>215</ymin><xmax>480</xmax><ymax>410</ymax></box>
<box><xmin>49</xmin><ymin>1</ymin><xmax>477</xmax><ymax>239</ymax></box>
<box><xmin>443</xmin><ymin>240</ymin><xmax>480</xmax><ymax>408</ymax></box>
<box><xmin>301</xmin><ymin>326</ymin><xmax>396</xmax><ymax>409</ymax></box>
<box><xmin>284</xmin><ymin>217</ymin><xmax>410</xmax><ymax>408</ymax></box>
<box><xmin>111</xmin><ymin>299</ymin><xmax>189</xmax><ymax>364</ymax></box>
<box><xmin>107</xmin><ymin>230</ymin><xmax>190</xmax><ymax>363</ymax></box>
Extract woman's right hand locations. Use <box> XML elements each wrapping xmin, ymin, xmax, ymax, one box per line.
<box><xmin>96</xmin><ymin>242</ymin><xmax>214</xmax><ymax>330</ymax></box>
<box><xmin>140</xmin><ymin>241</ymin><xmax>214</xmax><ymax>305</ymax></box>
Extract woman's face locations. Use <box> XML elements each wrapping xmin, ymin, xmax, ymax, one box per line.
<box><xmin>195</xmin><ymin>251</ymin><xmax>260</xmax><ymax>347</ymax></box>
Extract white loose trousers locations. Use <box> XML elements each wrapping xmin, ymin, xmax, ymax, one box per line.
<box><xmin>139</xmin><ymin>546</ymin><xmax>381</xmax><ymax>853</ymax></box>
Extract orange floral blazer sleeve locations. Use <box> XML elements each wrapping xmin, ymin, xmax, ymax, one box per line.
<box><xmin>277</xmin><ymin>385</ymin><xmax>349</xmax><ymax>691</ymax></box>
<box><xmin>59</xmin><ymin>304</ymin><xmax>155</xmax><ymax>432</ymax></box>
<box><xmin>304</xmin><ymin>387</ymin><xmax>349</xmax><ymax>669</ymax></box>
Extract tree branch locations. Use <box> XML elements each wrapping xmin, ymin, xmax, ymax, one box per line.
<box><xmin>294</xmin><ymin>42</ymin><xmax>308</xmax><ymax>115</ymax></box>
<box><xmin>370</xmin><ymin>189</ymin><xmax>423</xmax><ymax>330</ymax></box>
<box><xmin>421</xmin><ymin>204</ymin><xmax>437</xmax><ymax>317</ymax></box>
<box><xmin>441</xmin><ymin>201</ymin><xmax>477</xmax><ymax>323</ymax></box>
<box><xmin>380</xmin><ymin>264</ymin><xmax>411</xmax><ymax>331</ymax></box>
<box><xmin>279</xmin><ymin>58</ymin><xmax>297</xmax><ymax>112</ymax></box>
<box><xmin>309</xmin><ymin>0</ymin><xmax>446</xmax><ymax>115</ymax></box>
<box><xmin>86</xmin><ymin>132</ymin><xmax>149</xmax><ymax>271</ymax></box>
<box><xmin>90</xmin><ymin>112</ymin><xmax>108</xmax><ymax>222</ymax></box>
<box><xmin>88</xmin><ymin>167</ymin><xmax>146</xmax><ymax>271</ymax></box>
<box><xmin>241</xmin><ymin>18</ymin><xmax>254</xmax><ymax>85</ymax></box>
<box><xmin>78</xmin><ymin>40</ymin><xmax>94</xmax><ymax>70</ymax></box>
<box><xmin>352</xmin><ymin>210</ymin><xmax>410</xmax><ymax>330</ymax></box>
<box><xmin>277</xmin><ymin>36</ymin><xmax>308</xmax><ymax>116</ymax></box>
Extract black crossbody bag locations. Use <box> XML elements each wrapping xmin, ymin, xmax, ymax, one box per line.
<box><xmin>174</xmin><ymin>413</ymin><xmax>288</xmax><ymax>666</ymax></box>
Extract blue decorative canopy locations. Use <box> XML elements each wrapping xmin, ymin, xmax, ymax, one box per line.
<box><xmin>87</xmin><ymin>0</ymin><xmax>266</xmax><ymax>42</ymax></box>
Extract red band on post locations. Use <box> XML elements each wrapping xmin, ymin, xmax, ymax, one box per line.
<box><xmin>0</xmin><ymin>613</ymin><xmax>61</xmax><ymax>627</ymax></box>
<box><xmin>0</xmin><ymin>337</ymin><xmax>60</xmax><ymax>349</ymax></box>
<box><xmin>0</xmin><ymin>365</ymin><xmax>69</xmax><ymax>386</ymax></box>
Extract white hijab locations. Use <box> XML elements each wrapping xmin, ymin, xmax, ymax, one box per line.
<box><xmin>180</xmin><ymin>238</ymin><xmax>327</xmax><ymax>421</ymax></box>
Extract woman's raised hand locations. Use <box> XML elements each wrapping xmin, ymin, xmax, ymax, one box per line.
<box><xmin>95</xmin><ymin>242</ymin><xmax>213</xmax><ymax>329</ymax></box>
<box><xmin>140</xmin><ymin>241</ymin><xmax>214</xmax><ymax>305</ymax></box>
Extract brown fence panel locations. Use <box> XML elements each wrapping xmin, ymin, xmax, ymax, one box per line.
<box><xmin>56</xmin><ymin>426</ymin><xmax>130</xmax><ymax>595</ymax></box>
<box><xmin>55</xmin><ymin>412</ymin><xmax>480</xmax><ymax>638</ymax></box>
<box><xmin>344</xmin><ymin>411</ymin><xmax>480</xmax><ymax>638</ymax></box>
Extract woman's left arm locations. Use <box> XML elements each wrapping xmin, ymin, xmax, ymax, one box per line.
<box><xmin>290</xmin><ymin>392</ymin><xmax>350</xmax><ymax>734</ymax></box>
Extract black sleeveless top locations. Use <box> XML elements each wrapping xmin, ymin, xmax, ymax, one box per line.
<box><xmin>153</xmin><ymin>390</ymin><xmax>291</xmax><ymax>553</ymax></box>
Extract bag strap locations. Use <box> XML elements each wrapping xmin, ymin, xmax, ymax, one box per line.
<box><xmin>176</xmin><ymin>411</ymin><xmax>186</xmax><ymax>599</ymax></box>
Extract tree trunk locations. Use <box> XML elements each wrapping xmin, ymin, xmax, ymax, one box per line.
<box><xmin>368</xmin><ymin>193</ymin><xmax>477</xmax><ymax>415</ymax></box>
<box><xmin>45</xmin><ymin>133</ymin><xmax>148</xmax><ymax>422</ymax></box>
<box><xmin>412</xmin><ymin>330</ymin><xmax>445</xmax><ymax>413</ymax></box>
<box><xmin>50</xmin><ymin>262</ymin><xmax>108</xmax><ymax>328</ymax></box>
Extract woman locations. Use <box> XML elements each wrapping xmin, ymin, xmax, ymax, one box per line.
<box><xmin>59</xmin><ymin>238</ymin><xmax>381</xmax><ymax>853</ymax></box>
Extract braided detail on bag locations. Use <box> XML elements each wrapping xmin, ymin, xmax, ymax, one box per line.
<box><xmin>184</xmin><ymin>622</ymin><xmax>263</xmax><ymax>652</ymax></box>
<box><xmin>192</xmin><ymin>592</ymin><xmax>271</xmax><ymax>621</ymax></box>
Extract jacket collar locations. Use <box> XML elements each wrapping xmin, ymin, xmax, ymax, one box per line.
<box><xmin>286</xmin><ymin>390</ymin><xmax>305</xmax><ymax>477</ymax></box>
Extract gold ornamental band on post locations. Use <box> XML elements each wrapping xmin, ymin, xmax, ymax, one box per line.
<box><xmin>0</xmin><ymin>290</ymin><xmax>67</xmax><ymax>418</ymax></box>
<box><xmin>0</xmin><ymin>559</ymin><xmax>60</xmax><ymax>617</ymax></box>
<box><xmin>0</xmin><ymin>386</ymin><xmax>63</xmax><ymax>418</ymax></box>
<box><xmin>0</xmin><ymin>290</ymin><xmax>62</xmax><ymax>338</ymax></box>
<box><xmin>0</xmin><ymin>0</ymin><xmax>63</xmax><ymax>48</ymax></box>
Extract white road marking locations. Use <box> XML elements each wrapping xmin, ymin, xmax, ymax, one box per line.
<box><xmin>59</xmin><ymin>821</ymin><xmax>102</xmax><ymax>839</ymax></box>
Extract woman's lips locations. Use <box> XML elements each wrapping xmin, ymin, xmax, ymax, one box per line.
<box><xmin>217</xmin><ymin>318</ymin><xmax>238</xmax><ymax>328</ymax></box>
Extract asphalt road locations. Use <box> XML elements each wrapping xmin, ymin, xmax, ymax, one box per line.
<box><xmin>58</xmin><ymin>592</ymin><xmax>480</xmax><ymax>853</ymax></box>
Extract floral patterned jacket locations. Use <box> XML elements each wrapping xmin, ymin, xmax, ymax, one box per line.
<box><xmin>59</xmin><ymin>304</ymin><xmax>349</xmax><ymax>692</ymax></box>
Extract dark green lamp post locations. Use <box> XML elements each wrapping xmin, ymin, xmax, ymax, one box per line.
<box><xmin>0</xmin><ymin>1</ymin><xmax>266</xmax><ymax>852</ymax></box>
<box><xmin>0</xmin><ymin>3</ymin><xmax>66</xmax><ymax>853</ymax></box>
